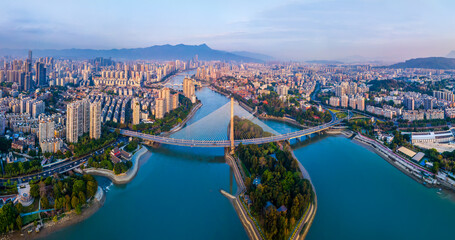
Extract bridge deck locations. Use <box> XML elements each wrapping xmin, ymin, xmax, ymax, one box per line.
<box><xmin>119</xmin><ymin>118</ymin><xmax>343</xmax><ymax>147</ymax></box>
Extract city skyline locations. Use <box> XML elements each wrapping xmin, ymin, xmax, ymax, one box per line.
<box><xmin>1</xmin><ymin>0</ymin><xmax>454</xmax><ymax>61</ymax></box>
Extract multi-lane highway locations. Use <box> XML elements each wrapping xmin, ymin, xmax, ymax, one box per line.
<box><xmin>0</xmin><ymin>139</ymin><xmax>125</xmax><ymax>185</ymax></box>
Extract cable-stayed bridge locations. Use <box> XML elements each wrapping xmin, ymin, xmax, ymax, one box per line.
<box><xmin>118</xmin><ymin>98</ymin><xmax>345</xmax><ymax>148</ymax></box>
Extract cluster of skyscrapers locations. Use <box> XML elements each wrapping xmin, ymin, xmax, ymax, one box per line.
<box><xmin>66</xmin><ymin>99</ymin><xmax>101</xmax><ymax>143</ymax></box>
<box><xmin>183</xmin><ymin>77</ymin><xmax>196</xmax><ymax>103</ymax></box>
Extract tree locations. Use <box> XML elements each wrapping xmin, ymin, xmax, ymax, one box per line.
<box><xmin>113</xmin><ymin>163</ymin><xmax>123</xmax><ymax>174</ymax></box>
<box><xmin>15</xmin><ymin>203</ymin><xmax>23</xmax><ymax>213</ymax></box>
<box><xmin>86</xmin><ymin>180</ymin><xmax>98</xmax><ymax>199</ymax></box>
<box><xmin>53</xmin><ymin>216</ymin><xmax>58</xmax><ymax>222</ymax></box>
<box><xmin>72</xmin><ymin>180</ymin><xmax>86</xmax><ymax>195</ymax></box>
<box><xmin>16</xmin><ymin>216</ymin><xmax>22</xmax><ymax>230</ymax></box>
<box><xmin>0</xmin><ymin>203</ymin><xmax>18</xmax><ymax>233</ymax></box>
<box><xmin>79</xmin><ymin>192</ymin><xmax>86</xmax><ymax>204</ymax></box>
<box><xmin>71</xmin><ymin>196</ymin><xmax>80</xmax><ymax>209</ymax></box>
<box><xmin>65</xmin><ymin>151</ymin><xmax>72</xmax><ymax>159</ymax></box>
<box><xmin>432</xmin><ymin>162</ymin><xmax>440</xmax><ymax>174</ymax></box>
<box><xmin>41</xmin><ymin>197</ymin><xmax>50</xmax><ymax>209</ymax></box>
<box><xmin>75</xmin><ymin>205</ymin><xmax>82</xmax><ymax>215</ymax></box>
<box><xmin>30</xmin><ymin>184</ymin><xmax>40</xmax><ymax>198</ymax></box>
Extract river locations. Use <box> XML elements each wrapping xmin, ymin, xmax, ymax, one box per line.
<box><xmin>48</xmin><ymin>72</ymin><xmax>455</xmax><ymax>240</ymax></box>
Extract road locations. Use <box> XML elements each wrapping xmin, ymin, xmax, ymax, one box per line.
<box><xmin>0</xmin><ymin>138</ymin><xmax>127</xmax><ymax>185</ymax></box>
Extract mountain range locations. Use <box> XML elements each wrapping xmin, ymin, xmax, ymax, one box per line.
<box><xmin>388</xmin><ymin>57</ymin><xmax>455</xmax><ymax>70</ymax></box>
<box><xmin>0</xmin><ymin>44</ymin><xmax>268</xmax><ymax>63</ymax></box>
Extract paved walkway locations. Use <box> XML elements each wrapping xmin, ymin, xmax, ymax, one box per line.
<box><xmin>84</xmin><ymin>146</ymin><xmax>148</xmax><ymax>184</ymax></box>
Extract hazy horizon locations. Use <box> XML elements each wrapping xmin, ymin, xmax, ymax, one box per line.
<box><xmin>1</xmin><ymin>0</ymin><xmax>454</xmax><ymax>61</ymax></box>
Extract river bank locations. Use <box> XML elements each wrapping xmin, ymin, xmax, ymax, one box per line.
<box><xmin>224</xmin><ymin>152</ymin><xmax>263</xmax><ymax>240</ymax></box>
<box><xmin>161</xmin><ymin>102</ymin><xmax>202</xmax><ymax>137</ymax></box>
<box><xmin>289</xmin><ymin>148</ymin><xmax>317</xmax><ymax>240</ymax></box>
<box><xmin>83</xmin><ymin>146</ymin><xmax>148</xmax><ymax>185</ymax></box>
<box><xmin>329</xmin><ymin>129</ymin><xmax>455</xmax><ymax>195</ymax></box>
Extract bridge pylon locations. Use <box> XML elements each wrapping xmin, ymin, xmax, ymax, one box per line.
<box><xmin>230</xmin><ymin>97</ymin><xmax>235</xmax><ymax>154</ymax></box>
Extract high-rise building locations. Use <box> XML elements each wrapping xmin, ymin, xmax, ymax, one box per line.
<box><xmin>39</xmin><ymin>116</ymin><xmax>55</xmax><ymax>143</ymax></box>
<box><xmin>356</xmin><ymin>96</ymin><xmax>365</xmax><ymax>111</ymax></box>
<box><xmin>67</xmin><ymin>102</ymin><xmax>81</xmax><ymax>143</ymax></box>
<box><xmin>335</xmin><ymin>85</ymin><xmax>345</xmax><ymax>97</ymax></box>
<box><xmin>329</xmin><ymin>96</ymin><xmax>340</xmax><ymax>107</ymax></box>
<box><xmin>66</xmin><ymin>99</ymin><xmax>90</xmax><ymax>143</ymax></box>
<box><xmin>132</xmin><ymin>98</ymin><xmax>141</xmax><ymax>125</ymax></box>
<box><xmin>424</xmin><ymin>98</ymin><xmax>434</xmax><ymax>110</ymax></box>
<box><xmin>90</xmin><ymin>102</ymin><xmax>101</xmax><ymax>139</ymax></box>
<box><xmin>81</xmin><ymin>99</ymin><xmax>90</xmax><ymax>134</ymax></box>
<box><xmin>172</xmin><ymin>93</ymin><xmax>179</xmax><ymax>110</ymax></box>
<box><xmin>155</xmin><ymin>98</ymin><xmax>165</xmax><ymax>119</ymax></box>
<box><xmin>183</xmin><ymin>78</ymin><xmax>195</xmax><ymax>100</ymax></box>
<box><xmin>276</xmin><ymin>85</ymin><xmax>289</xmax><ymax>96</ymax></box>
<box><xmin>349</xmin><ymin>96</ymin><xmax>357</xmax><ymax>109</ymax></box>
<box><xmin>32</xmin><ymin>100</ymin><xmax>45</xmax><ymax>118</ymax></box>
<box><xmin>341</xmin><ymin>95</ymin><xmax>349</xmax><ymax>108</ymax></box>
<box><xmin>404</xmin><ymin>97</ymin><xmax>415</xmax><ymax>110</ymax></box>
<box><xmin>159</xmin><ymin>87</ymin><xmax>171</xmax><ymax>113</ymax></box>
<box><xmin>35</xmin><ymin>62</ymin><xmax>46</xmax><ymax>86</ymax></box>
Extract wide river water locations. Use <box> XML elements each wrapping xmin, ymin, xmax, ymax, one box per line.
<box><xmin>48</xmin><ymin>71</ymin><xmax>455</xmax><ymax>240</ymax></box>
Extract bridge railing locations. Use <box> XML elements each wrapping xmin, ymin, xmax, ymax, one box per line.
<box><xmin>119</xmin><ymin>115</ymin><xmax>345</xmax><ymax>146</ymax></box>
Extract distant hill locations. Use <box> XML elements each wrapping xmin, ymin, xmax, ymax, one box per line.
<box><xmin>0</xmin><ymin>44</ymin><xmax>263</xmax><ymax>62</ymax></box>
<box><xmin>388</xmin><ymin>57</ymin><xmax>455</xmax><ymax>70</ymax></box>
<box><xmin>447</xmin><ymin>51</ymin><xmax>455</xmax><ymax>58</ymax></box>
<box><xmin>230</xmin><ymin>51</ymin><xmax>274</xmax><ymax>62</ymax></box>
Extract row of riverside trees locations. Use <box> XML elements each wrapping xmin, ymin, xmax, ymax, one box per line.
<box><xmin>70</xmin><ymin>127</ymin><xmax>119</xmax><ymax>157</ymax></box>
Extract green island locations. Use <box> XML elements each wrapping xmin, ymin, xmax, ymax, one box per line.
<box><xmin>233</xmin><ymin>118</ymin><xmax>314</xmax><ymax>240</ymax></box>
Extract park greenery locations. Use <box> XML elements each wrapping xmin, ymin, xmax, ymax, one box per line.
<box><xmin>234</xmin><ymin>119</ymin><xmax>313</xmax><ymax>240</ymax></box>
<box><xmin>0</xmin><ymin>174</ymin><xmax>98</xmax><ymax>234</ymax></box>
<box><xmin>1</xmin><ymin>159</ymin><xmax>42</xmax><ymax>178</ymax></box>
<box><xmin>233</xmin><ymin>116</ymin><xmax>272</xmax><ymax>139</ymax></box>
<box><xmin>130</xmin><ymin>95</ymin><xmax>194</xmax><ymax>135</ymax></box>
<box><xmin>70</xmin><ymin>127</ymin><xmax>119</xmax><ymax>157</ymax></box>
<box><xmin>124</xmin><ymin>140</ymin><xmax>139</xmax><ymax>152</ymax></box>
<box><xmin>237</xmin><ymin>143</ymin><xmax>313</xmax><ymax>240</ymax></box>
<box><xmin>258</xmin><ymin>92</ymin><xmax>331</xmax><ymax>126</ymax></box>
<box><xmin>86</xmin><ymin>145</ymin><xmax>132</xmax><ymax>175</ymax></box>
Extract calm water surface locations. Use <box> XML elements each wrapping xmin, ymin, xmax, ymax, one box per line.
<box><xmin>49</xmin><ymin>75</ymin><xmax>455</xmax><ymax>239</ymax></box>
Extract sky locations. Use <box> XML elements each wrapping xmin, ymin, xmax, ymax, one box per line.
<box><xmin>0</xmin><ymin>0</ymin><xmax>454</xmax><ymax>61</ymax></box>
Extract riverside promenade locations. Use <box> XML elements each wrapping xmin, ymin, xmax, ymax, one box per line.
<box><xmin>84</xmin><ymin>146</ymin><xmax>148</xmax><ymax>184</ymax></box>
